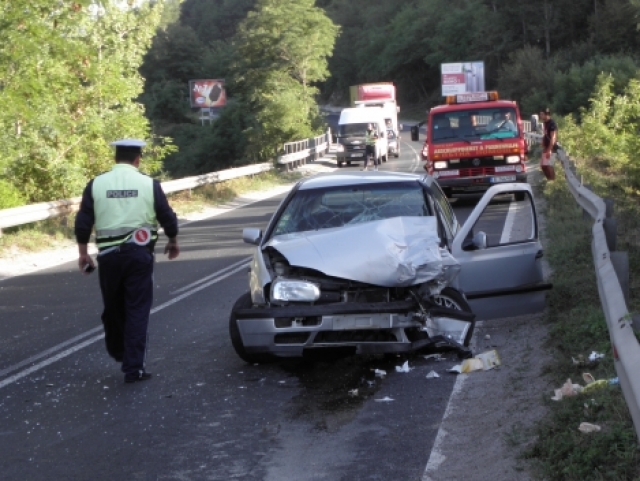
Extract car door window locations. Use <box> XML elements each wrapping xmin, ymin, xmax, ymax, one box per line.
<box><xmin>468</xmin><ymin>192</ymin><xmax>537</xmax><ymax>248</ymax></box>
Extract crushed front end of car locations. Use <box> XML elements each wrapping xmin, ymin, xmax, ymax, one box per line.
<box><xmin>230</xmin><ymin>216</ymin><xmax>476</xmax><ymax>362</ymax></box>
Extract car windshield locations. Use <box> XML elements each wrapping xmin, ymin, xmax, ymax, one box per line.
<box><xmin>337</xmin><ymin>123</ymin><xmax>370</xmax><ymax>137</ymax></box>
<box><xmin>430</xmin><ymin>107</ymin><xmax>519</xmax><ymax>143</ymax></box>
<box><xmin>272</xmin><ymin>182</ymin><xmax>431</xmax><ymax>236</ymax></box>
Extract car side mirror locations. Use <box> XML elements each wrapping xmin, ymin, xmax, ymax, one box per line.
<box><xmin>462</xmin><ymin>231</ymin><xmax>487</xmax><ymax>250</ymax></box>
<box><xmin>242</xmin><ymin>227</ymin><xmax>262</xmax><ymax>245</ymax></box>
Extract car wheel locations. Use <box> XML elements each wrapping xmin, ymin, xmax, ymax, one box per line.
<box><xmin>430</xmin><ymin>287</ymin><xmax>475</xmax><ymax>347</ymax></box>
<box><xmin>229</xmin><ymin>292</ymin><xmax>275</xmax><ymax>364</ymax></box>
<box><xmin>337</xmin><ymin>160</ymin><xmax>343</xmax><ymax>168</ymax></box>
<box><xmin>514</xmin><ymin>191</ymin><xmax>526</xmax><ymax>201</ymax></box>
<box><xmin>394</xmin><ymin>152</ymin><xmax>400</xmax><ymax>158</ymax></box>
<box><xmin>347</xmin><ymin>161</ymin><xmax>352</xmax><ymax>166</ymax></box>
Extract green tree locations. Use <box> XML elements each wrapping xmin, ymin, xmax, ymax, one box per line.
<box><xmin>233</xmin><ymin>0</ymin><xmax>339</xmax><ymax>160</ymax></box>
<box><xmin>0</xmin><ymin>0</ymin><xmax>172</xmax><ymax>203</ymax></box>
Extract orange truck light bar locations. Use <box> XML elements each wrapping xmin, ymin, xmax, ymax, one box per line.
<box><xmin>445</xmin><ymin>91</ymin><xmax>499</xmax><ymax>105</ymax></box>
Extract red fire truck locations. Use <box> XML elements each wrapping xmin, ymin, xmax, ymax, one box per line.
<box><xmin>420</xmin><ymin>91</ymin><xmax>528</xmax><ymax>198</ymax></box>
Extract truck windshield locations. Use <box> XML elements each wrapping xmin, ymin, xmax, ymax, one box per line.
<box><xmin>430</xmin><ymin>107</ymin><xmax>519</xmax><ymax>143</ymax></box>
<box><xmin>338</xmin><ymin>123</ymin><xmax>370</xmax><ymax>137</ymax></box>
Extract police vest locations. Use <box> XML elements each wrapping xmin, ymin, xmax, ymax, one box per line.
<box><xmin>92</xmin><ymin>164</ymin><xmax>158</xmax><ymax>250</ymax></box>
<box><xmin>366</xmin><ymin>132</ymin><xmax>376</xmax><ymax>146</ymax></box>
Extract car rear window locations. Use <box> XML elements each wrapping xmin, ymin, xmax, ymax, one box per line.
<box><xmin>273</xmin><ymin>182</ymin><xmax>431</xmax><ymax>235</ymax></box>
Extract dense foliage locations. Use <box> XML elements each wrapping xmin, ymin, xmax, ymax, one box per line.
<box><xmin>4</xmin><ymin>0</ymin><xmax>640</xmax><ymax>204</ymax></box>
<box><xmin>0</xmin><ymin>0</ymin><xmax>173</xmax><ymax>206</ymax></box>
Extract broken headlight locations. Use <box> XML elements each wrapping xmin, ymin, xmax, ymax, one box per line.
<box><xmin>271</xmin><ymin>278</ymin><xmax>321</xmax><ymax>303</ymax></box>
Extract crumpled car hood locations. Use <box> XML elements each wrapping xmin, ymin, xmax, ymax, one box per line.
<box><xmin>265</xmin><ymin>216</ymin><xmax>459</xmax><ymax>287</ymax></box>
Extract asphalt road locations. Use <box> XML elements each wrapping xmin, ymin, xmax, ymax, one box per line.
<box><xmin>0</xmin><ymin>136</ymin><xmax>540</xmax><ymax>480</ymax></box>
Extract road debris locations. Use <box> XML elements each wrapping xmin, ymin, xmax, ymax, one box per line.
<box><xmin>374</xmin><ymin>396</ymin><xmax>394</xmax><ymax>402</ymax></box>
<box><xmin>448</xmin><ymin>350</ymin><xmax>501</xmax><ymax>374</ymax></box>
<box><xmin>588</xmin><ymin>351</ymin><xmax>605</xmax><ymax>362</ymax></box>
<box><xmin>551</xmin><ymin>378</ymin><xmax>584</xmax><ymax>401</ymax></box>
<box><xmin>426</xmin><ymin>371</ymin><xmax>440</xmax><ymax>379</ymax></box>
<box><xmin>374</xmin><ymin>369</ymin><xmax>387</xmax><ymax>378</ymax></box>
<box><xmin>348</xmin><ymin>389</ymin><xmax>358</xmax><ymax>396</ymax></box>
<box><xmin>395</xmin><ymin>361</ymin><xmax>412</xmax><ymax>373</ymax></box>
<box><xmin>578</xmin><ymin>422</ymin><xmax>601</xmax><ymax>434</ymax></box>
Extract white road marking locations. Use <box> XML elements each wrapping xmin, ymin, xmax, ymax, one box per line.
<box><xmin>500</xmin><ymin>198</ymin><xmax>519</xmax><ymax>245</ymax></box>
<box><xmin>422</xmin><ymin>374</ymin><xmax>468</xmax><ymax>480</ymax></box>
<box><xmin>0</xmin><ymin>261</ymin><xmax>250</xmax><ymax>389</ymax></box>
<box><xmin>401</xmin><ymin>139</ymin><xmax>423</xmax><ymax>172</ymax></box>
<box><xmin>170</xmin><ymin>256</ymin><xmax>251</xmax><ymax>294</ymax></box>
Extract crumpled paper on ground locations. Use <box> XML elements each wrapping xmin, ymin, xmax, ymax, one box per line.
<box><xmin>551</xmin><ymin>378</ymin><xmax>584</xmax><ymax>401</ymax></box>
<box><xmin>448</xmin><ymin>350</ymin><xmax>501</xmax><ymax>374</ymax></box>
<box><xmin>578</xmin><ymin>422</ymin><xmax>601</xmax><ymax>434</ymax></box>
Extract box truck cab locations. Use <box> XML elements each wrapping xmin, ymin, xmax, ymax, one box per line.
<box><xmin>421</xmin><ymin>91</ymin><xmax>529</xmax><ymax>197</ymax></box>
<box><xmin>335</xmin><ymin>107</ymin><xmax>388</xmax><ymax>168</ymax></box>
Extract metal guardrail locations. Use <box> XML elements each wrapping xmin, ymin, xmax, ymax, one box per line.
<box><xmin>525</xmin><ymin>131</ymin><xmax>640</xmax><ymax>441</ymax></box>
<box><xmin>277</xmin><ymin>131</ymin><xmax>330</xmax><ymax>170</ymax></box>
<box><xmin>0</xmin><ymin>129</ymin><xmax>334</xmax><ymax>234</ymax></box>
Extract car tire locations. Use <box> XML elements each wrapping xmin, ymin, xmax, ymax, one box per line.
<box><xmin>394</xmin><ymin>152</ymin><xmax>400</xmax><ymax>158</ymax></box>
<box><xmin>347</xmin><ymin>161</ymin><xmax>352</xmax><ymax>166</ymax></box>
<box><xmin>430</xmin><ymin>287</ymin><xmax>475</xmax><ymax>347</ymax></box>
<box><xmin>337</xmin><ymin>160</ymin><xmax>343</xmax><ymax>168</ymax></box>
<box><xmin>229</xmin><ymin>292</ymin><xmax>276</xmax><ymax>364</ymax></box>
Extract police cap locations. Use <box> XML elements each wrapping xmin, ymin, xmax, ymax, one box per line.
<box><xmin>111</xmin><ymin>138</ymin><xmax>146</xmax><ymax>157</ymax></box>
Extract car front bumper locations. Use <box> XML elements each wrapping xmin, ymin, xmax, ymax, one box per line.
<box><xmin>234</xmin><ymin>301</ymin><xmax>474</xmax><ymax>357</ymax></box>
<box><xmin>437</xmin><ymin>172</ymin><xmax>528</xmax><ymax>191</ymax></box>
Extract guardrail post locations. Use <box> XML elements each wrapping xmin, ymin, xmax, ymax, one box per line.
<box><xmin>611</xmin><ymin>251</ymin><xmax>630</xmax><ymax>304</ymax></box>
<box><xmin>604</xmin><ymin>218</ymin><xmax>618</xmax><ymax>251</ymax></box>
<box><xmin>604</xmin><ymin>198</ymin><xmax>615</xmax><ymax>218</ymax></box>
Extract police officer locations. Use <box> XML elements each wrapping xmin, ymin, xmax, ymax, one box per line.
<box><xmin>74</xmin><ymin>139</ymin><xmax>180</xmax><ymax>383</ymax></box>
<box><xmin>362</xmin><ymin>124</ymin><xmax>378</xmax><ymax>171</ymax></box>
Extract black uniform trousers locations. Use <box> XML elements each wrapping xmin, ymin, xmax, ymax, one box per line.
<box><xmin>97</xmin><ymin>244</ymin><xmax>154</xmax><ymax>376</ymax></box>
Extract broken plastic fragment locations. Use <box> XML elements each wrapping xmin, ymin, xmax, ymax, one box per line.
<box><xmin>374</xmin><ymin>369</ymin><xmax>387</xmax><ymax>378</ymax></box>
<box><xmin>423</xmin><ymin>354</ymin><xmax>444</xmax><ymax>361</ymax></box>
<box><xmin>582</xmin><ymin>379</ymin><xmax>608</xmax><ymax>393</ymax></box>
<box><xmin>395</xmin><ymin>361</ymin><xmax>412</xmax><ymax>373</ymax></box>
<box><xmin>426</xmin><ymin>371</ymin><xmax>440</xmax><ymax>379</ymax></box>
<box><xmin>578</xmin><ymin>422</ymin><xmax>601</xmax><ymax>433</ymax></box>
<box><xmin>374</xmin><ymin>396</ymin><xmax>394</xmax><ymax>402</ymax></box>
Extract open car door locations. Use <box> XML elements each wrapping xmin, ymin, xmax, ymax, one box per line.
<box><xmin>450</xmin><ymin>183</ymin><xmax>551</xmax><ymax>320</ymax></box>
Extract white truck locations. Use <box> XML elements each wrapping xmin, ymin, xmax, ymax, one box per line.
<box><xmin>350</xmin><ymin>83</ymin><xmax>401</xmax><ymax>158</ymax></box>
<box><xmin>335</xmin><ymin>107</ymin><xmax>388</xmax><ymax>168</ymax></box>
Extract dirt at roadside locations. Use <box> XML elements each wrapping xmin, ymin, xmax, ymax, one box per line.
<box><xmin>423</xmin><ymin>168</ymin><xmax>553</xmax><ymax>481</ymax></box>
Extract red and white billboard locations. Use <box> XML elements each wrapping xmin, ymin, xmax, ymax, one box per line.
<box><xmin>441</xmin><ymin>62</ymin><xmax>485</xmax><ymax>96</ymax></box>
<box><xmin>189</xmin><ymin>79</ymin><xmax>226</xmax><ymax>108</ymax></box>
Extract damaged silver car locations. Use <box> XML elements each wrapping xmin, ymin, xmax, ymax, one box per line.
<box><xmin>230</xmin><ymin>172</ymin><xmax>549</xmax><ymax>363</ymax></box>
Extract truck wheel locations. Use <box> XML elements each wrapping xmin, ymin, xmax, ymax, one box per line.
<box><xmin>229</xmin><ymin>293</ymin><xmax>276</xmax><ymax>364</ymax></box>
<box><xmin>430</xmin><ymin>287</ymin><xmax>475</xmax><ymax>347</ymax></box>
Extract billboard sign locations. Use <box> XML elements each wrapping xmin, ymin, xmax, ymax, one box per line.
<box><xmin>441</xmin><ymin>62</ymin><xmax>485</xmax><ymax>96</ymax></box>
<box><xmin>189</xmin><ymin>79</ymin><xmax>226</xmax><ymax>108</ymax></box>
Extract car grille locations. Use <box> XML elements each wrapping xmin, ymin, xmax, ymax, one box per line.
<box><xmin>314</xmin><ymin>330</ymin><xmax>398</xmax><ymax>343</ymax></box>
<box><xmin>274</xmin><ymin>333</ymin><xmax>311</xmax><ymax>344</ymax></box>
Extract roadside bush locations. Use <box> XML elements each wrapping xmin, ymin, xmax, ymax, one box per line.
<box><xmin>0</xmin><ymin>179</ymin><xmax>25</xmax><ymax>209</ymax></box>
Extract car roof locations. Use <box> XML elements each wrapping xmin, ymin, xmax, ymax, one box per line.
<box><xmin>297</xmin><ymin>171</ymin><xmax>433</xmax><ymax>190</ymax></box>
